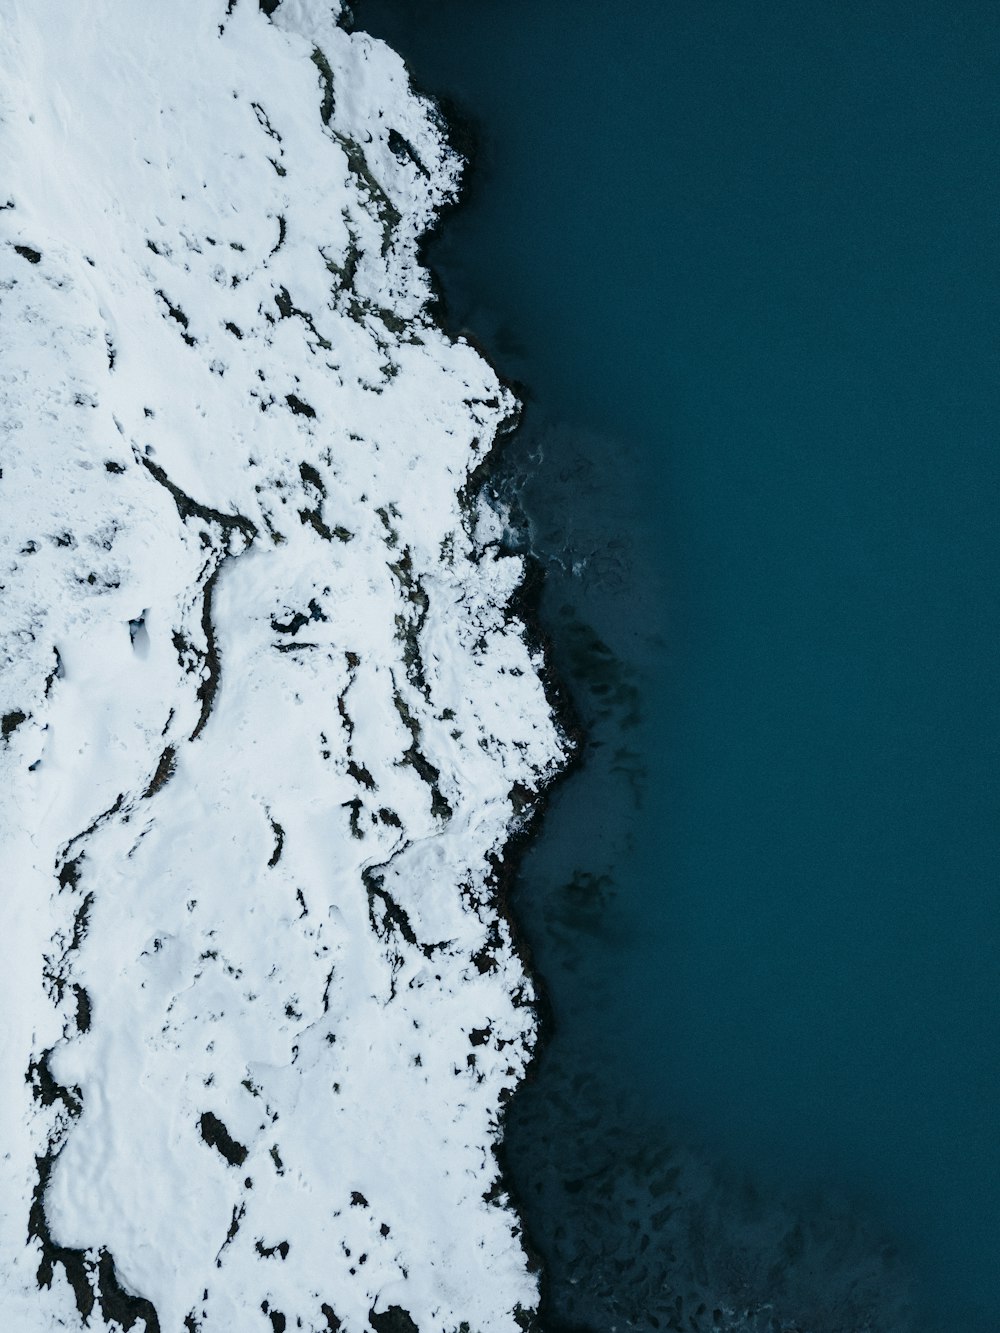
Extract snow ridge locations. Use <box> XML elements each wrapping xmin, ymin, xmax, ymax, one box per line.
<box><xmin>0</xmin><ymin>3</ymin><xmax>565</xmax><ymax>1330</ymax></box>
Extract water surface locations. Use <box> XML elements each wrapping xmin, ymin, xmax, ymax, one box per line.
<box><xmin>355</xmin><ymin>3</ymin><xmax>1000</xmax><ymax>1329</ymax></box>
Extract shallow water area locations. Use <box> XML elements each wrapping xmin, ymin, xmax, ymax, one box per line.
<box><xmin>355</xmin><ymin>3</ymin><xmax>1000</xmax><ymax>1330</ymax></box>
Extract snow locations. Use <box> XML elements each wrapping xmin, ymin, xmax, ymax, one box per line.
<box><xmin>0</xmin><ymin>3</ymin><xmax>566</xmax><ymax>1329</ymax></box>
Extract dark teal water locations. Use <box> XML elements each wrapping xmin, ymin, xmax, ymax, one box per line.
<box><xmin>354</xmin><ymin>3</ymin><xmax>1000</xmax><ymax>1330</ymax></box>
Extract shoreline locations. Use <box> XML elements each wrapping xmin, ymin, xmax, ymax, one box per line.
<box><xmin>343</xmin><ymin>9</ymin><xmax>594</xmax><ymax>1326</ymax></box>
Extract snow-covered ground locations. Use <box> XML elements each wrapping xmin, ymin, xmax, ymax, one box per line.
<box><xmin>0</xmin><ymin>3</ymin><xmax>566</xmax><ymax>1329</ymax></box>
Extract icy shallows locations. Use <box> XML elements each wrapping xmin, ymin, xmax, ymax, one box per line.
<box><xmin>0</xmin><ymin>2</ymin><xmax>566</xmax><ymax>1329</ymax></box>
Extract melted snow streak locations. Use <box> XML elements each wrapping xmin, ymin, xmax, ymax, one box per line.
<box><xmin>0</xmin><ymin>3</ymin><xmax>566</xmax><ymax>1330</ymax></box>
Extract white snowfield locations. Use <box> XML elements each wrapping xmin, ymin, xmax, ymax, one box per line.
<box><xmin>0</xmin><ymin>3</ymin><xmax>566</xmax><ymax>1330</ymax></box>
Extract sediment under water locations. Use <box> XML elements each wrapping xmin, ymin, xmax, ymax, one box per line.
<box><xmin>355</xmin><ymin>3</ymin><xmax>1000</xmax><ymax>1330</ymax></box>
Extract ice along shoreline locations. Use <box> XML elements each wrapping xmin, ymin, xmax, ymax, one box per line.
<box><xmin>338</xmin><ymin>10</ymin><xmax>595</xmax><ymax>1326</ymax></box>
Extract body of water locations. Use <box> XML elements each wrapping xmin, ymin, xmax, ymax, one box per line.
<box><xmin>355</xmin><ymin>4</ymin><xmax>1000</xmax><ymax>1329</ymax></box>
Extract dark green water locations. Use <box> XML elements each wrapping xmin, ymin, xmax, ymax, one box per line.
<box><xmin>354</xmin><ymin>3</ymin><xmax>1000</xmax><ymax>1330</ymax></box>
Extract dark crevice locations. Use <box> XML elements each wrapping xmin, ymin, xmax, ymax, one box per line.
<box><xmin>336</xmin><ymin>134</ymin><xmax>401</xmax><ymax>257</ymax></box>
<box><xmin>191</xmin><ymin>566</ymin><xmax>223</xmax><ymax>741</ymax></box>
<box><xmin>154</xmin><ymin>289</ymin><xmax>196</xmax><ymax>346</ymax></box>
<box><xmin>389</xmin><ymin>548</ymin><xmax>430</xmax><ymax>695</ymax></box>
<box><xmin>299</xmin><ymin>507</ymin><xmax>353</xmax><ymax>543</ymax></box>
<box><xmin>273</xmin><ymin>286</ymin><xmax>331</xmax><ymax>350</ymax></box>
<box><xmin>323</xmin><ymin>229</ymin><xmax>361</xmax><ymax>296</ymax></box>
<box><xmin>137</xmin><ymin>456</ymin><xmax>259</xmax><ymax>744</ymax></box>
<box><xmin>143</xmin><ymin>745</ymin><xmax>177</xmax><ymax>798</ymax></box>
<box><xmin>311</xmin><ymin>48</ymin><xmax>336</xmax><ymax>125</ymax></box>
<box><xmin>60</xmin><ymin>794</ymin><xmax>127</xmax><ymax>862</ymax></box>
<box><xmin>363</xmin><ymin>863</ymin><xmax>450</xmax><ymax>960</ymax></box>
<box><xmin>67</xmin><ymin>893</ymin><xmax>93</xmax><ymax>956</ymax></box>
<box><xmin>137</xmin><ymin>455</ymin><xmax>257</xmax><ymax>547</ymax></box>
<box><xmin>363</xmin><ymin>867</ymin><xmax>417</xmax><ymax>947</ymax></box>
<box><xmin>251</xmin><ymin>101</ymin><xmax>282</xmax><ymax>142</ymax></box>
<box><xmin>392</xmin><ymin>687</ymin><xmax>452</xmax><ymax>821</ymax></box>
<box><xmin>344</xmin><ymin>795</ymin><xmax>364</xmax><ymax>838</ymax></box>
<box><xmin>267</xmin><ymin>816</ymin><xmax>285</xmax><ymax>867</ymax></box>
<box><xmin>216</xmin><ymin>1203</ymin><xmax>245</xmax><ymax>1265</ymax></box>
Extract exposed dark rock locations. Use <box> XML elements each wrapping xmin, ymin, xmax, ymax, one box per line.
<box><xmin>137</xmin><ymin>455</ymin><xmax>257</xmax><ymax>545</ymax></box>
<box><xmin>95</xmin><ymin>1249</ymin><xmax>161</xmax><ymax>1331</ymax></box>
<box><xmin>363</xmin><ymin>867</ymin><xmax>416</xmax><ymax>947</ymax></box>
<box><xmin>191</xmin><ymin>567</ymin><xmax>223</xmax><ymax>742</ymax></box>
<box><xmin>254</xmin><ymin>1238</ymin><xmax>289</xmax><ymax>1260</ymax></box>
<box><xmin>73</xmin><ymin>984</ymin><xmax>91</xmax><ymax>1033</ymax></box>
<box><xmin>30</xmin><ymin>1155</ymin><xmax>160</xmax><ymax>1329</ymax></box>
<box><xmin>154</xmin><ymin>289</ymin><xmax>196</xmax><ymax>346</ymax></box>
<box><xmin>387</xmin><ymin>129</ymin><xmax>429</xmax><ymax>179</ymax></box>
<box><xmin>57</xmin><ymin>855</ymin><xmax>82</xmax><ymax>892</ymax></box>
<box><xmin>311</xmin><ymin>47</ymin><xmax>335</xmax><ymax>125</ymax></box>
<box><xmin>369</xmin><ymin>1305</ymin><xmax>418</xmax><ymax>1333</ymax></box>
<box><xmin>143</xmin><ymin>746</ymin><xmax>176</xmax><ymax>798</ymax></box>
<box><xmin>198</xmin><ymin>1112</ymin><xmax>248</xmax><ymax>1167</ymax></box>
<box><xmin>26</xmin><ymin>1051</ymin><xmax>81</xmax><ymax>1114</ymax></box>
<box><xmin>2</xmin><ymin>709</ymin><xmax>27</xmax><ymax>741</ymax></box>
<box><xmin>285</xmin><ymin>392</ymin><xmax>316</xmax><ymax>418</ymax></box>
<box><xmin>347</xmin><ymin>760</ymin><xmax>376</xmax><ymax>790</ymax></box>
<box><xmin>299</xmin><ymin>460</ymin><xmax>325</xmax><ymax>493</ymax></box>
<box><xmin>267</xmin><ymin>817</ymin><xmax>285</xmax><ymax>867</ymax></box>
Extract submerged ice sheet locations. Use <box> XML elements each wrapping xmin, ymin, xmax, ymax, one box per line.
<box><xmin>0</xmin><ymin>3</ymin><xmax>566</xmax><ymax>1329</ymax></box>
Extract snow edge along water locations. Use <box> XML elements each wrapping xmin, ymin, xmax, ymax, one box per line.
<box><xmin>331</xmin><ymin>17</ymin><xmax>600</xmax><ymax>1330</ymax></box>
<box><xmin>0</xmin><ymin>2</ymin><xmax>571</xmax><ymax>1330</ymax></box>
